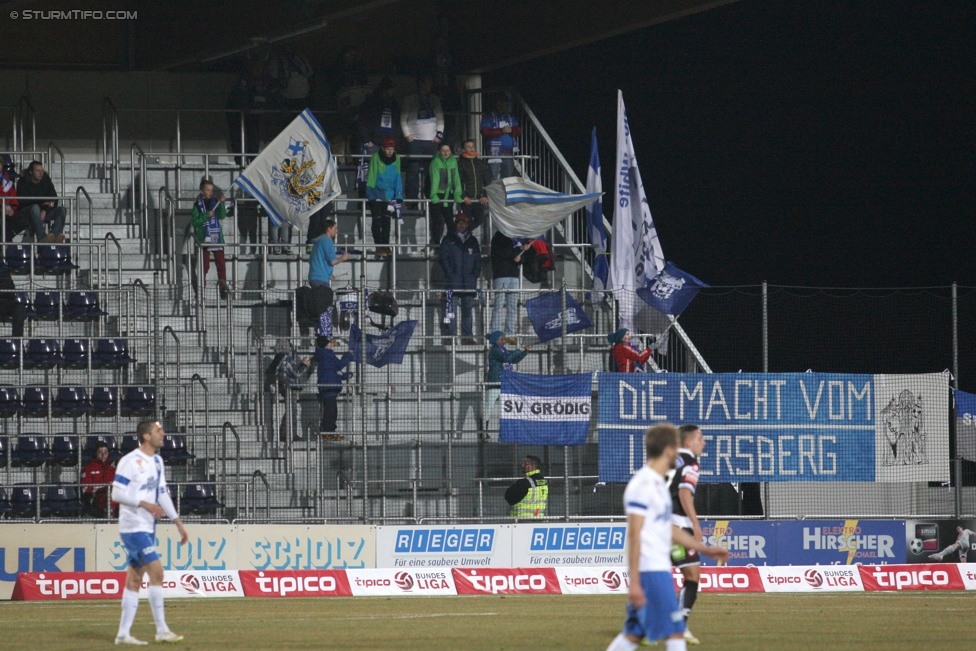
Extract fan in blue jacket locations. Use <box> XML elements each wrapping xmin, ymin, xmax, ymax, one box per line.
<box><xmin>313</xmin><ymin>336</ymin><xmax>355</xmax><ymax>439</ymax></box>
<box><xmin>438</xmin><ymin>212</ymin><xmax>481</xmax><ymax>339</ymax></box>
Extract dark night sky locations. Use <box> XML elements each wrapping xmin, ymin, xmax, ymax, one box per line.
<box><xmin>490</xmin><ymin>0</ymin><xmax>975</xmax><ymax>288</ymax></box>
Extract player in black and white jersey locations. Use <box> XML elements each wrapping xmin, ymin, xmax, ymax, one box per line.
<box><xmin>668</xmin><ymin>424</ymin><xmax>706</xmax><ymax>646</ymax></box>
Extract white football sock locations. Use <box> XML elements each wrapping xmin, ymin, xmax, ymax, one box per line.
<box><xmin>148</xmin><ymin>585</ymin><xmax>168</xmax><ymax>634</ymax></box>
<box><xmin>117</xmin><ymin>588</ymin><xmax>140</xmax><ymax>638</ymax></box>
<box><xmin>666</xmin><ymin>637</ymin><xmax>687</xmax><ymax>651</ymax></box>
<box><xmin>606</xmin><ymin>632</ymin><xmax>639</xmax><ymax>651</ymax></box>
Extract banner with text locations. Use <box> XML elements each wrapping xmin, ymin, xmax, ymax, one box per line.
<box><xmin>499</xmin><ymin>371</ymin><xmax>593</xmax><ymax>445</ymax></box>
<box><xmin>510</xmin><ymin>523</ymin><xmax>627</xmax><ymax>567</ymax></box>
<box><xmin>597</xmin><ymin>372</ymin><xmax>950</xmax><ymax>483</ymax></box>
<box><xmin>376</xmin><ymin>525</ymin><xmax>512</xmax><ymax>569</ymax></box>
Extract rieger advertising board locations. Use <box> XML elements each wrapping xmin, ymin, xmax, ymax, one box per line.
<box><xmin>376</xmin><ymin>525</ymin><xmax>512</xmax><ymax>568</ymax></box>
<box><xmin>511</xmin><ymin>524</ymin><xmax>627</xmax><ymax>567</ymax></box>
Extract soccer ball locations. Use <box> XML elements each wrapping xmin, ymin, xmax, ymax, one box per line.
<box><xmin>909</xmin><ymin>538</ymin><xmax>925</xmax><ymax>555</ymax></box>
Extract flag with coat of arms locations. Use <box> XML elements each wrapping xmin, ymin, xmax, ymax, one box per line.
<box><xmin>636</xmin><ymin>262</ymin><xmax>709</xmax><ymax>317</ymax></box>
<box><xmin>235</xmin><ymin>109</ymin><xmax>342</xmax><ymax>231</ymax></box>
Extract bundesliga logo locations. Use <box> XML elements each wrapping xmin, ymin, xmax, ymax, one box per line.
<box><xmin>394</xmin><ymin>572</ymin><xmax>414</xmax><ymax>591</ymax></box>
<box><xmin>804</xmin><ymin>569</ymin><xmax>823</xmax><ymax>588</ymax></box>
<box><xmin>602</xmin><ymin>570</ymin><xmax>621</xmax><ymax>590</ymax></box>
<box><xmin>180</xmin><ymin>574</ymin><xmax>201</xmax><ymax>594</ymax></box>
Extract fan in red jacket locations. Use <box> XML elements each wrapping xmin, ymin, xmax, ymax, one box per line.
<box><xmin>608</xmin><ymin>328</ymin><xmax>652</xmax><ymax>372</ymax></box>
<box><xmin>80</xmin><ymin>442</ymin><xmax>118</xmax><ymax>516</ymax></box>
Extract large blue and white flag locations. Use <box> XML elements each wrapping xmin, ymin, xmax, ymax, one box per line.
<box><xmin>499</xmin><ymin>370</ymin><xmax>593</xmax><ymax>445</ymax></box>
<box><xmin>636</xmin><ymin>262</ymin><xmax>709</xmax><ymax>317</ymax></box>
<box><xmin>525</xmin><ymin>291</ymin><xmax>593</xmax><ymax>343</ymax></box>
<box><xmin>609</xmin><ymin>91</ymin><xmax>667</xmax><ymax>338</ymax></box>
<box><xmin>485</xmin><ymin>177</ymin><xmax>601</xmax><ymax>238</ymax></box>
<box><xmin>350</xmin><ymin>320</ymin><xmax>417</xmax><ymax>368</ymax></box>
<box><xmin>586</xmin><ymin>127</ymin><xmax>609</xmax><ymax>297</ymax></box>
<box><xmin>235</xmin><ymin>109</ymin><xmax>342</xmax><ymax>231</ymax></box>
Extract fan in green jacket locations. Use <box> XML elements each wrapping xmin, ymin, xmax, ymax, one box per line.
<box><xmin>189</xmin><ymin>178</ymin><xmax>229</xmax><ymax>298</ymax></box>
<box><xmin>427</xmin><ymin>143</ymin><xmax>463</xmax><ymax>245</ymax></box>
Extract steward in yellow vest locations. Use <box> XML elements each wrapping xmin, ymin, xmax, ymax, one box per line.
<box><xmin>505</xmin><ymin>455</ymin><xmax>548</xmax><ymax>518</ymax></box>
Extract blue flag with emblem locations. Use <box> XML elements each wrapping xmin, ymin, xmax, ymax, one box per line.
<box><xmin>499</xmin><ymin>370</ymin><xmax>593</xmax><ymax>445</ymax></box>
<box><xmin>636</xmin><ymin>261</ymin><xmax>708</xmax><ymax>317</ymax></box>
<box><xmin>349</xmin><ymin>320</ymin><xmax>416</xmax><ymax>368</ymax></box>
<box><xmin>585</xmin><ymin>127</ymin><xmax>609</xmax><ymax>298</ymax></box>
<box><xmin>525</xmin><ymin>291</ymin><xmax>593</xmax><ymax>343</ymax></box>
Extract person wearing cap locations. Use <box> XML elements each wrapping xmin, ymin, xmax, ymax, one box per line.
<box><xmin>438</xmin><ymin>212</ymin><xmax>481</xmax><ymax>344</ymax></box>
<box><xmin>313</xmin><ymin>335</ymin><xmax>355</xmax><ymax>440</ymax></box>
<box><xmin>609</xmin><ymin>328</ymin><xmax>653</xmax><ymax>373</ymax></box>
<box><xmin>15</xmin><ymin>161</ymin><xmax>67</xmax><ymax>243</ymax></box>
<box><xmin>400</xmin><ymin>73</ymin><xmax>444</xmax><ymax>202</ymax></box>
<box><xmin>480</xmin><ymin>94</ymin><xmax>522</xmax><ymax>181</ymax></box>
<box><xmin>483</xmin><ymin>331</ymin><xmax>531</xmax><ymax>433</ymax></box>
<box><xmin>366</xmin><ymin>138</ymin><xmax>403</xmax><ymax>258</ymax></box>
<box><xmin>428</xmin><ymin>142</ymin><xmax>462</xmax><ymax>245</ymax></box>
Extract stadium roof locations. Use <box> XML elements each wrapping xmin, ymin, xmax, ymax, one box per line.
<box><xmin>0</xmin><ymin>0</ymin><xmax>741</xmax><ymax>73</ymax></box>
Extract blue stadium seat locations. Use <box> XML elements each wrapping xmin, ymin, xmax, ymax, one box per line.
<box><xmin>14</xmin><ymin>435</ymin><xmax>51</xmax><ymax>467</ymax></box>
<box><xmin>0</xmin><ymin>436</ymin><xmax>7</xmax><ymax>468</ymax></box>
<box><xmin>9</xmin><ymin>485</ymin><xmax>36</xmax><ymax>518</ymax></box>
<box><xmin>182</xmin><ymin>483</ymin><xmax>223</xmax><ymax>516</ymax></box>
<box><xmin>91</xmin><ymin>386</ymin><xmax>118</xmax><ymax>415</ymax></box>
<box><xmin>26</xmin><ymin>339</ymin><xmax>62</xmax><ymax>368</ymax></box>
<box><xmin>0</xmin><ymin>387</ymin><xmax>23</xmax><ymax>417</ymax></box>
<box><xmin>50</xmin><ymin>435</ymin><xmax>80</xmax><ymax>467</ymax></box>
<box><xmin>36</xmin><ymin>245</ymin><xmax>78</xmax><ymax>272</ymax></box>
<box><xmin>62</xmin><ymin>339</ymin><xmax>90</xmax><ymax>367</ymax></box>
<box><xmin>32</xmin><ymin>292</ymin><xmax>60</xmax><ymax>319</ymax></box>
<box><xmin>54</xmin><ymin>387</ymin><xmax>92</xmax><ymax>415</ymax></box>
<box><xmin>5</xmin><ymin>245</ymin><xmax>30</xmax><ymax>272</ymax></box>
<box><xmin>14</xmin><ymin>292</ymin><xmax>34</xmax><ymax>317</ymax></box>
<box><xmin>95</xmin><ymin>339</ymin><xmax>136</xmax><ymax>367</ymax></box>
<box><xmin>0</xmin><ymin>486</ymin><xmax>10</xmax><ymax>519</ymax></box>
<box><xmin>45</xmin><ymin>484</ymin><xmax>85</xmax><ymax>518</ymax></box>
<box><xmin>22</xmin><ymin>387</ymin><xmax>50</xmax><ymax>416</ymax></box>
<box><xmin>0</xmin><ymin>339</ymin><xmax>21</xmax><ymax>368</ymax></box>
<box><xmin>160</xmin><ymin>435</ymin><xmax>195</xmax><ymax>466</ymax></box>
<box><xmin>123</xmin><ymin>386</ymin><xmax>155</xmax><ymax>415</ymax></box>
<box><xmin>66</xmin><ymin>292</ymin><xmax>107</xmax><ymax>320</ymax></box>
<box><xmin>86</xmin><ymin>434</ymin><xmax>121</xmax><ymax>461</ymax></box>
<box><xmin>120</xmin><ymin>434</ymin><xmax>139</xmax><ymax>454</ymax></box>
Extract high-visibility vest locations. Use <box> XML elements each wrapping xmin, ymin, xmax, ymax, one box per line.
<box><xmin>510</xmin><ymin>470</ymin><xmax>548</xmax><ymax>518</ymax></box>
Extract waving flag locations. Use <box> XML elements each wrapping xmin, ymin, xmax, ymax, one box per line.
<box><xmin>585</xmin><ymin>127</ymin><xmax>609</xmax><ymax>297</ymax></box>
<box><xmin>525</xmin><ymin>291</ymin><xmax>594</xmax><ymax>343</ymax></box>
<box><xmin>486</xmin><ymin>178</ymin><xmax>601</xmax><ymax>238</ymax></box>
<box><xmin>499</xmin><ymin>370</ymin><xmax>593</xmax><ymax>445</ymax></box>
<box><xmin>350</xmin><ymin>320</ymin><xmax>417</xmax><ymax>368</ymax></box>
<box><xmin>609</xmin><ymin>90</ymin><xmax>669</xmax><ymax>344</ymax></box>
<box><xmin>235</xmin><ymin>109</ymin><xmax>342</xmax><ymax>231</ymax></box>
<box><xmin>636</xmin><ymin>262</ymin><xmax>709</xmax><ymax>317</ymax></box>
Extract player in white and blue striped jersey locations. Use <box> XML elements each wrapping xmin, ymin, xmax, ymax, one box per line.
<box><xmin>606</xmin><ymin>424</ymin><xmax>728</xmax><ymax>651</ymax></box>
<box><xmin>110</xmin><ymin>420</ymin><xmax>188</xmax><ymax>645</ymax></box>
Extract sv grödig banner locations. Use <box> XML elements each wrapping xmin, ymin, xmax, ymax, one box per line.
<box><xmin>499</xmin><ymin>371</ymin><xmax>593</xmax><ymax>445</ymax></box>
<box><xmin>596</xmin><ymin>372</ymin><xmax>950</xmax><ymax>483</ymax></box>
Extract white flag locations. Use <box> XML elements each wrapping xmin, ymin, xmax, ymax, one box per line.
<box><xmin>235</xmin><ymin>109</ymin><xmax>342</xmax><ymax>231</ymax></box>
<box><xmin>610</xmin><ymin>90</ymin><xmax>667</xmax><ymax>338</ymax></box>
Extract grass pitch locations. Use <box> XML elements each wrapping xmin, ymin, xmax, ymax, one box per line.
<box><xmin>1</xmin><ymin>592</ymin><xmax>974</xmax><ymax>650</ymax></box>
